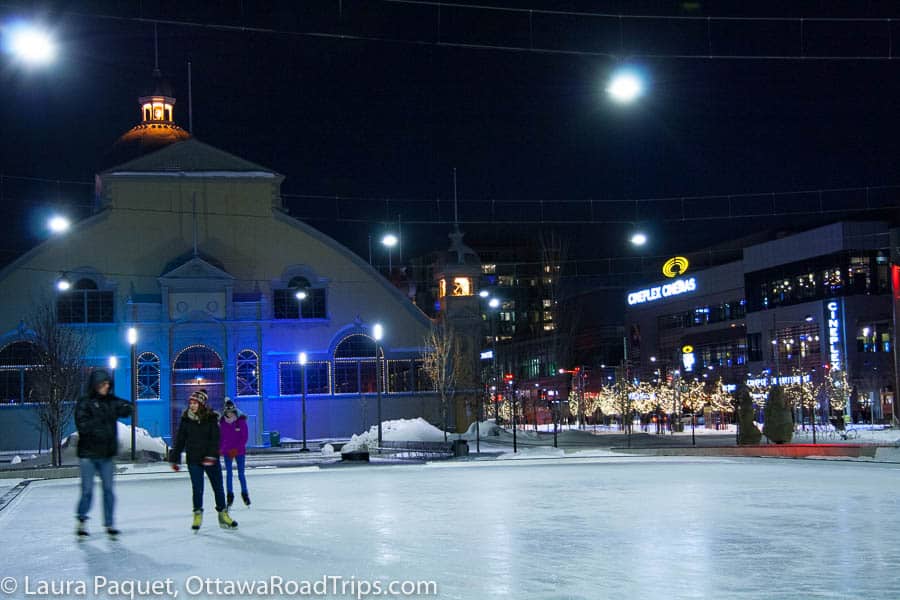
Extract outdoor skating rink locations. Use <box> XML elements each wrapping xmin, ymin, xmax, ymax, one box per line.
<box><xmin>1</xmin><ymin>456</ymin><xmax>898</xmax><ymax>600</ymax></box>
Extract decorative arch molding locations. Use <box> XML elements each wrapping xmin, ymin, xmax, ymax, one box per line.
<box><xmin>326</xmin><ymin>319</ymin><xmax>385</xmax><ymax>356</ymax></box>
<box><xmin>274</xmin><ymin>264</ymin><xmax>330</xmax><ymax>288</ymax></box>
<box><xmin>61</xmin><ymin>266</ymin><xmax>118</xmax><ymax>291</ymax></box>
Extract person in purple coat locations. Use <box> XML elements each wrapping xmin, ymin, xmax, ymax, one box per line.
<box><xmin>219</xmin><ymin>398</ymin><xmax>250</xmax><ymax>507</ymax></box>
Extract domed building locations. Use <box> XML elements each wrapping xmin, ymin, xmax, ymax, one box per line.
<box><xmin>105</xmin><ymin>68</ymin><xmax>191</xmax><ymax>167</ymax></box>
<box><xmin>0</xmin><ymin>72</ymin><xmax>453</xmax><ymax>450</ymax></box>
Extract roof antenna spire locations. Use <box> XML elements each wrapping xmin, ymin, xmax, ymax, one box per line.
<box><xmin>153</xmin><ymin>24</ymin><xmax>160</xmax><ymax>75</ymax></box>
<box><xmin>453</xmin><ymin>167</ymin><xmax>459</xmax><ymax>233</ymax></box>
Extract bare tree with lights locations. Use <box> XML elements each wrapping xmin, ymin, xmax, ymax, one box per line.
<box><xmin>27</xmin><ymin>298</ymin><xmax>92</xmax><ymax>466</ymax></box>
<box><xmin>422</xmin><ymin>322</ymin><xmax>467</xmax><ymax>442</ymax></box>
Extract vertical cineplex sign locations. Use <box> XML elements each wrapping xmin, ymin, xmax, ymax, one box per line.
<box><xmin>824</xmin><ymin>299</ymin><xmax>843</xmax><ymax>371</ymax></box>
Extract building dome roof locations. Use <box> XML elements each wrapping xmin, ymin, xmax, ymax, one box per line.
<box><xmin>102</xmin><ymin>67</ymin><xmax>190</xmax><ymax>169</ymax></box>
<box><xmin>105</xmin><ymin>123</ymin><xmax>190</xmax><ymax>169</ymax></box>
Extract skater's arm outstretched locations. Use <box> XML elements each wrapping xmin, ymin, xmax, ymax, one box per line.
<box><xmin>112</xmin><ymin>395</ymin><xmax>133</xmax><ymax>419</ymax></box>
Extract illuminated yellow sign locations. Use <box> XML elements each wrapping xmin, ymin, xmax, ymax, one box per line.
<box><xmin>439</xmin><ymin>277</ymin><xmax>474</xmax><ymax>298</ymax></box>
<box><xmin>662</xmin><ymin>256</ymin><xmax>689</xmax><ymax>278</ymax></box>
<box><xmin>452</xmin><ymin>277</ymin><xmax>472</xmax><ymax>297</ymax></box>
<box><xmin>682</xmin><ymin>345</ymin><xmax>694</xmax><ymax>354</ymax></box>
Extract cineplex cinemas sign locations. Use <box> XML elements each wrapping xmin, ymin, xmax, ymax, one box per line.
<box><xmin>627</xmin><ymin>277</ymin><xmax>698</xmax><ymax>305</ymax></box>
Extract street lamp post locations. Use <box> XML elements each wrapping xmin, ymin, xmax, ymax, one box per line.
<box><xmin>509</xmin><ymin>377</ymin><xmax>517</xmax><ymax>453</ymax></box>
<box><xmin>381</xmin><ymin>234</ymin><xmax>398</xmax><ymax>273</ymax></box>
<box><xmin>488</xmin><ymin>297</ymin><xmax>500</xmax><ymax>424</ymax></box>
<box><xmin>373</xmin><ymin>323</ymin><xmax>384</xmax><ymax>446</ymax></box>
<box><xmin>299</xmin><ymin>352</ymin><xmax>309</xmax><ymax>452</ymax></box>
<box><xmin>127</xmin><ymin>327</ymin><xmax>138</xmax><ymax>462</ymax></box>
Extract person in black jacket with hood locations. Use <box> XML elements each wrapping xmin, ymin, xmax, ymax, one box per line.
<box><xmin>74</xmin><ymin>369</ymin><xmax>133</xmax><ymax>538</ymax></box>
<box><xmin>169</xmin><ymin>390</ymin><xmax>238</xmax><ymax>531</ymax></box>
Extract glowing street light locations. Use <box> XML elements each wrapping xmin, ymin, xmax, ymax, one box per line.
<box><xmin>298</xmin><ymin>352</ymin><xmax>309</xmax><ymax>452</ymax></box>
<box><xmin>56</xmin><ymin>276</ymin><xmax>71</xmax><ymax>291</ymax></box>
<box><xmin>295</xmin><ymin>290</ymin><xmax>307</xmax><ymax>300</ymax></box>
<box><xmin>126</xmin><ymin>327</ymin><xmax>138</xmax><ymax>461</ymax></box>
<box><xmin>373</xmin><ymin>323</ymin><xmax>385</xmax><ymax>445</ymax></box>
<box><xmin>606</xmin><ymin>69</ymin><xmax>645</xmax><ymax>104</ymax></box>
<box><xmin>630</xmin><ymin>232</ymin><xmax>648</xmax><ymax>247</ymax></box>
<box><xmin>478</xmin><ymin>290</ymin><xmax>489</xmax><ymax>298</ymax></box>
<box><xmin>488</xmin><ymin>297</ymin><xmax>500</xmax><ymax>309</ymax></box>
<box><xmin>381</xmin><ymin>234</ymin><xmax>398</xmax><ymax>272</ymax></box>
<box><xmin>108</xmin><ymin>356</ymin><xmax>118</xmax><ymax>370</ymax></box>
<box><xmin>7</xmin><ymin>24</ymin><xmax>56</xmax><ymax>66</ymax></box>
<box><xmin>48</xmin><ymin>215</ymin><xmax>70</xmax><ymax>234</ymax></box>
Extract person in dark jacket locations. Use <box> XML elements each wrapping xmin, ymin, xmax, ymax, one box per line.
<box><xmin>219</xmin><ymin>397</ymin><xmax>250</xmax><ymax>508</ymax></box>
<box><xmin>170</xmin><ymin>390</ymin><xmax>238</xmax><ymax>531</ymax></box>
<box><xmin>74</xmin><ymin>369</ymin><xmax>133</xmax><ymax>538</ymax></box>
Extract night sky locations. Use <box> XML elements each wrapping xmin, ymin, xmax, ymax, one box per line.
<box><xmin>2</xmin><ymin>0</ymin><xmax>900</xmax><ymax>282</ymax></box>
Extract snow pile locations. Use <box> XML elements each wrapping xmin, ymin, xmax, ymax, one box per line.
<box><xmin>10</xmin><ymin>455</ymin><xmax>21</xmax><ymax>465</ymax></box>
<box><xmin>342</xmin><ymin>418</ymin><xmax>447</xmax><ymax>453</ymax></box>
<box><xmin>320</xmin><ymin>444</ymin><xmax>336</xmax><ymax>457</ymax></box>
<box><xmin>462</xmin><ymin>420</ymin><xmax>502</xmax><ymax>439</ymax></box>
<box><xmin>63</xmin><ymin>422</ymin><xmax>168</xmax><ymax>459</ymax></box>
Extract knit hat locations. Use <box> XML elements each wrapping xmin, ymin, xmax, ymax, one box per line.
<box><xmin>223</xmin><ymin>397</ymin><xmax>236</xmax><ymax>413</ymax></box>
<box><xmin>189</xmin><ymin>390</ymin><xmax>208</xmax><ymax>405</ymax></box>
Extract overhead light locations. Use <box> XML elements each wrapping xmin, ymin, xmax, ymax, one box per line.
<box><xmin>373</xmin><ymin>323</ymin><xmax>384</xmax><ymax>341</ymax></box>
<box><xmin>8</xmin><ymin>24</ymin><xmax>56</xmax><ymax>66</ymax></box>
<box><xmin>48</xmin><ymin>215</ymin><xmax>70</xmax><ymax>234</ymax></box>
<box><xmin>56</xmin><ymin>274</ymin><xmax>71</xmax><ymax>291</ymax></box>
<box><xmin>479</xmin><ymin>290</ymin><xmax>489</xmax><ymax>298</ymax></box>
<box><xmin>381</xmin><ymin>234</ymin><xmax>398</xmax><ymax>248</ymax></box>
<box><xmin>299</xmin><ymin>352</ymin><xmax>308</xmax><ymax>366</ymax></box>
<box><xmin>295</xmin><ymin>290</ymin><xmax>307</xmax><ymax>300</ymax></box>
<box><xmin>607</xmin><ymin>68</ymin><xmax>645</xmax><ymax>104</ymax></box>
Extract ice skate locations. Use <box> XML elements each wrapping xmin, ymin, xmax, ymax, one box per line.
<box><xmin>218</xmin><ymin>510</ymin><xmax>238</xmax><ymax>530</ymax></box>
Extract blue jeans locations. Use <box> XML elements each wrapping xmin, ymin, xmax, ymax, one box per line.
<box><xmin>223</xmin><ymin>454</ymin><xmax>248</xmax><ymax>496</ymax></box>
<box><xmin>77</xmin><ymin>458</ymin><xmax>115</xmax><ymax>527</ymax></box>
<box><xmin>187</xmin><ymin>461</ymin><xmax>227</xmax><ymax>512</ymax></box>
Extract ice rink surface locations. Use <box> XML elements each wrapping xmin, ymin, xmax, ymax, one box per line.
<box><xmin>1</xmin><ymin>456</ymin><xmax>898</xmax><ymax>600</ymax></box>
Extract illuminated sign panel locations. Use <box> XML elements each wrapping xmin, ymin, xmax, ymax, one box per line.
<box><xmin>662</xmin><ymin>256</ymin><xmax>690</xmax><ymax>278</ymax></box>
<box><xmin>627</xmin><ymin>277</ymin><xmax>697</xmax><ymax>306</ymax></box>
<box><xmin>825</xmin><ymin>300</ymin><xmax>842</xmax><ymax>370</ymax></box>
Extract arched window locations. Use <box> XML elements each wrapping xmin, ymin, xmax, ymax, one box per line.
<box><xmin>333</xmin><ymin>334</ymin><xmax>381</xmax><ymax>394</ymax></box>
<box><xmin>0</xmin><ymin>341</ymin><xmax>40</xmax><ymax>403</ymax></box>
<box><xmin>236</xmin><ymin>350</ymin><xmax>260</xmax><ymax>397</ymax></box>
<box><xmin>57</xmin><ymin>276</ymin><xmax>114</xmax><ymax>323</ymax></box>
<box><xmin>137</xmin><ymin>352</ymin><xmax>161</xmax><ymax>400</ymax></box>
<box><xmin>274</xmin><ymin>275</ymin><xmax>327</xmax><ymax>320</ymax></box>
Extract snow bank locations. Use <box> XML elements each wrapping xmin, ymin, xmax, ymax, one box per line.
<box><xmin>342</xmin><ymin>418</ymin><xmax>447</xmax><ymax>453</ymax></box>
<box><xmin>63</xmin><ymin>422</ymin><xmax>168</xmax><ymax>459</ymax></box>
<box><xmin>10</xmin><ymin>455</ymin><xmax>21</xmax><ymax>465</ymax></box>
<box><xmin>320</xmin><ymin>444</ymin><xmax>336</xmax><ymax>457</ymax></box>
<box><xmin>462</xmin><ymin>420</ymin><xmax>502</xmax><ymax>439</ymax></box>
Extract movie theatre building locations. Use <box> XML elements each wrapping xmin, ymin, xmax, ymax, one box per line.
<box><xmin>625</xmin><ymin>222</ymin><xmax>896</xmax><ymax>423</ymax></box>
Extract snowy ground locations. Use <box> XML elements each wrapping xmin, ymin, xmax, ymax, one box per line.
<box><xmin>1</xmin><ymin>457</ymin><xmax>898</xmax><ymax>600</ymax></box>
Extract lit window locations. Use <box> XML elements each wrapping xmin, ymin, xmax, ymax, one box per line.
<box><xmin>439</xmin><ymin>279</ymin><xmax>447</xmax><ymax>298</ymax></box>
<box><xmin>236</xmin><ymin>350</ymin><xmax>259</xmax><ymax>397</ymax></box>
<box><xmin>137</xmin><ymin>352</ymin><xmax>161</xmax><ymax>400</ymax></box>
<box><xmin>481</xmin><ymin>264</ymin><xmax>497</xmax><ymax>274</ymax></box>
<box><xmin>451</xmin><ymin>277</ymin><xmax>472</xmax><ymax>296</ymax></box>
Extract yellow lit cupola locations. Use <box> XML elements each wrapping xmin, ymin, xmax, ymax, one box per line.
<box><xmin>140</xmin><ymin>68</ymin><xmax>177</xmax><ymax>124</ymax></box>
<box><xmin>104</xmin><ymin>67</ymin><xmax>190</xmax><ymax>168</ymax></box>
